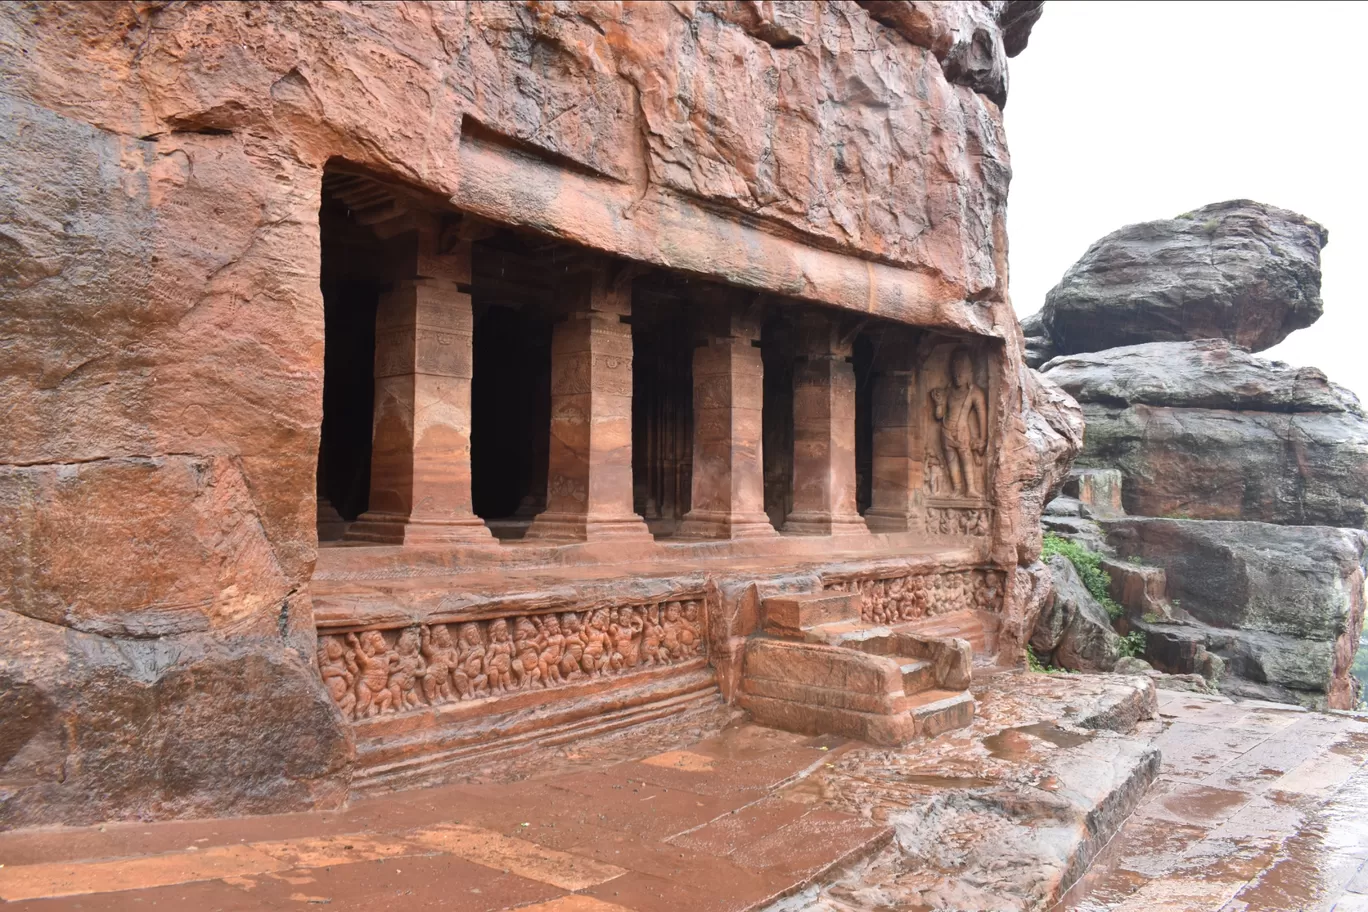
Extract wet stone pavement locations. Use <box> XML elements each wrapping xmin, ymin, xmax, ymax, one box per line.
<box><xmin>1062</xmin><ymin>689</ymin><xmax>1368</xmax><ymax>912</ymax></box>
<box><xmin>0</xmin><ymin>723</ymin><xmax>887</xmax><ymax>912</ymax></box>
<box><xmin>1</xmin><ymin>677</ymin><xmax>1364</xmax><ymax>912</ymax></box>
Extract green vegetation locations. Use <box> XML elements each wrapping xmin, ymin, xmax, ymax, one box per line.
<box><xmin>1026</xmin><ymin>646</ymin><xmax>1071</xmax><ymax>675</ymax></box>
<box><xmin>1041</xmin><ymin>533</ymin><xmax>1124</xmax><ymax>621</ymax></box>
<box><xmin>1118</xmin><ymin>631</ymin><xmax>1146</xmax><ymax>659</ymax></box>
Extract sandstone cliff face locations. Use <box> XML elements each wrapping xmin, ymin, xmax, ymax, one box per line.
<box><xmin>1041</xmin><ymin>201</ymin><xmax>1328</xmax><ymax>355</ymax></box>
<box><xmin>0</xmin><ymin>2</ymin><xmax>1059</xmax><ymax>827</ymax></box>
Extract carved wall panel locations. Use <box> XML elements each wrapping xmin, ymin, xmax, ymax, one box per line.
<box><xmin>317</xmin><ymin>600</ymin><xmax>707</xmax><ymax>721</ymax></box>
<box><xmin>921</xmin><ymin>341</ymin><xmax>996</xmax><ymax>505</ymax></box>
<box><xmin>825</xmin><ymin>569</ymin><xmax>1004</xmax><ymax>625</ymax></box>
<box><xmin>925</xmin><ymin>505</ymin><xmax>993</xmax><ymax>537</ymax></box>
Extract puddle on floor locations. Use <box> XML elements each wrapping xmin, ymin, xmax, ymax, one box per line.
<box><xmin>984</xmin><ymin>722</ymin><xmax>1095</xmax><ymax>760</ymax></box>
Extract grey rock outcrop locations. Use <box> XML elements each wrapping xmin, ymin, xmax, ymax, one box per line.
<box><xmin>1031</xmin><ymin>555</ymin><xmax>1122</xmax><ymax>672</ymax></box>
<box><xmin>1043</xmin><ymin>340</ymin><xmax>1368</xmax><ymax>528</ymax></box>
<box><xmin>1041</xmin><ymin>201</ymin><xmax>1328</xmax><ymax>355</ymax></box>
<box><xmin>1043</xmin><ymin>339</ymin><xmax>1362</xmax><ymax>414</ymax></box>
<box><xmin>1103</xmin><ymin>518</ymin><xmax>1367</xmax><ymax>710</ymax></box>
<box><xmin>1020</xmin><ymin>311</ymin><xmax>1056</xmax><ymax>369</ymax></box>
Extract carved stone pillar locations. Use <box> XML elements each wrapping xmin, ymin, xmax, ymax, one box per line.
<box><xmin>865</xmin><ymin>330</ymin><xmax>923</xmax><ymax>532</ymax></box>
<box><xmin>677</xmin><ymin>295</ymin><xmax>776</xmax><ymax>539</ymax></box>
<box><xmin>525</xmin><ymin>261</ymin><xmax>652</xmax><ymax>542</ymax></box>
<box><xmin>347</xmin><ymin>218</ymin><xmax>492</xmax><ymax>545</ymax></box>
<box><xmin>783</xmin><ymin>312</ymin><xmax>867</xmax><ymax>535</ymax></box>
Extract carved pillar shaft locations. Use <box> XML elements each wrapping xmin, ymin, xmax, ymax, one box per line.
<box><xmin>783</xmin><ymin>313</ymin><xmax>867</xmax><ymax>535</ymax></box>
<box><xmin>525</xmin><ymin>262</ymin><xmax>652</xmax><ymax>542</ymax></box>
<box><xmin>678</xmin><ymin>298</ymin><xmax>775</xmax><ymax>539</ymax></box>
<box><xmin>347</xmin><ymin>221</ymin><xmax>492</xmax><ymax>544</ymax></box>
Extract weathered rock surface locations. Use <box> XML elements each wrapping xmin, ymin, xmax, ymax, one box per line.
<box><xmin>1103</xmin><ymin>518</ymin><xmax>1367</xmax><ymax>710</ymax></box>
<box><xmin>1044</xmin><ymin>340</ymin><xmax>1368</xmax><ymax>527</ymax></box>
<box><xmin>1004</xmin><ymin>367</ymin><xmax>1086</xmax><ymax>566</ymax></box>
<box><xmin>1031</xmin><ymin>555</ymin><xmax>1122</xmax><ymax>672</ymax></box>
<box><xmin>1020</xmin><ymin>310</ymin><xmax>1056</xmax><ymax>369</ymax></box>
<box><xmin>1041</xmin><ymin>200</ymin><xmax>1328</xmax><ymax>354</ymax></box>
<box><xmin>856</xmin><ymin>0</ymin><xmax>1042</xmax><ymax>107</ymax></box>
<box><xmin>1044</xmin><ymin>339</ymin><xmax>1363</xmax><ymax>414</ymax></box>
<box><xmin>769</xmin><ymin>672</ymin><xmax>1159</xmax><ymax>911</ymax></box>
<box><xmin>0</xmin><ymin>609</ymin><xmax>352</xmax><ymax>829</ymax></box>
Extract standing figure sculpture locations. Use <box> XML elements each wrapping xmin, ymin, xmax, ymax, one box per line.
<box><xmin>930</xmin><ymin>348</ymin><xmax>987</xmax><ymax>498</ymax></box>
<box><xmin>348</xmin><ymin>630</ymin><xmax>397</xmax><ymax>718</ymax></box>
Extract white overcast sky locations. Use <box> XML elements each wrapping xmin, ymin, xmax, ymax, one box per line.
<box><xmin>1005</xmin><ymin>0</ymin><xmax>1368</xmax><ymax>401</ymax></box>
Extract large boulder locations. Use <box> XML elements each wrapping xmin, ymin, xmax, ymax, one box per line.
<box><xmin>1041</xmin><ymin>201</ymin><xmax>1328</xmax><ymax>354</ymax></box>
<box><xmin>1043</xmin><ymin>341</ymin><xmax>1368</xmax><ymax>528</ymax></box>
<box><xmin>1030</xmin><ymin>555</ymin><xmax>1122</xmax><ymax>672</ymax></box>
<box><xmin>1102</xmin><ymin>518</ymin><xmax>1367</xmax><ymax>710</ymax></box>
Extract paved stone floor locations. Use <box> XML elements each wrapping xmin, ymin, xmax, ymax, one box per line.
<box><xmin>1063</xmin><ymin>689</ymin><xmax>1368</xmax><ymax>912</ymax></box>
<box><xmin>3</xmin><ymin>679</ymin><xmax>1364</xmax><ymax>912</ymax></box>
<box><xmin>0</xmin><ymin>724</ymin><xmax>886</xmax><ymax>911</ymax></box>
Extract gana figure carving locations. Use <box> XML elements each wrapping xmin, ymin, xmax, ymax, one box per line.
<box><xmin>319</xmin><ymin>600</ymin><xmax>707</xmax><ymax>721</ymax></box>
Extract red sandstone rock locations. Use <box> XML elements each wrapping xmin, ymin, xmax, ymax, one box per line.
<box><xmin>0</xmin><ymin>1</ymin><xmax>1072</xmax><ymax>828</ymax></box>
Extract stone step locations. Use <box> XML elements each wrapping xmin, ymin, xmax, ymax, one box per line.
<box><xmin>902</xmin><ymin>688</ymin><xmax>976</xmax><ymax>738</ymax></box>
<box><xmin>899</xmin><ymin>610</ymin><xmax>989</xmax><ymax>653</ymax></box>
<box><xmin>763</xmin><ymin>591</ymin><xmax>862</xmax><ymax>639</ymax></box>
<box><xmin>899</xmin><ymin>659</ymin><xmax>935</xmax><ymax>695</ymax></box>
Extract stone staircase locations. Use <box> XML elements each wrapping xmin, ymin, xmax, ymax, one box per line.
<box><xmin>738</xmin><ymin>592</ymin><xmax>975</xmax><ymax>746</ymax></box>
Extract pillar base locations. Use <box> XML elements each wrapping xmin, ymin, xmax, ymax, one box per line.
<box><xmin>863</xmin><ymin>510</ymin><xmax>919</xmax><ymax>534</ymax></box>
<box><xmin>344</xmin><ymin>512</ymin><xmax>495</xmax><ymax>545</ymax></box>
<box><xmin>675</xmin><ymin>510</ymin><xmax>778</xmax><ymax>540</ymax></box>
<box><xmin>523</xmin><ymin>511</ymin><xmax>654</xmax><ymax>543</ymax></box>
<box><xmin>316</xmin><ymin>497</ymin><xmax>350</xmax><ymax>542</ymax></box>
<box><xmin>781</xmin><ymin>512</ymin><xmax>869</xmax><ymax>536</ymax></box>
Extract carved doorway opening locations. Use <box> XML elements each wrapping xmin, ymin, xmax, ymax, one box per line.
<box><xmin>316</xmin><ymin>170</ymin><xmax>385</xmax><ymax>541</ymax></box>
<box><xmin>761</xmin><ymin>312</ymin><xmax>796</xmax><ymax>530</ymax></box>
<box><xmin>468</xmin><ymin>233</ymin><xmax>556</xmax><ymax>539</ymax></box>
<box><xmin>631</xmin><ymin>275</ymin><xmax>695</xmax><ymax>538</ymax></box>
<box><xmin>853</xmin><ymin>331</ymin><xmax>875</xmax><ymax>517</ymax></box>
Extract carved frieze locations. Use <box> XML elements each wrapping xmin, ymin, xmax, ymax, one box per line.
<box><xmin>318</xmin><ymin>600</ymin><xmax>706</xmax><ymax>721</ymax></box>
<box><xmin>925</xmin><ymin>505</ymin><xmax>993</xmax><ymax>537</ymax></box>
<box><xmin>825</xmin><ymin>569</ymin><xmax>1003</xmax><ymax>625</ymax></box>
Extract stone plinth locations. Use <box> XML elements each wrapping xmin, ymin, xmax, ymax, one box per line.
<box><xmin>348</xmin><ymin>227</ymin><xmax>492</xmax><ymax>545</ymax></box>
<box><xmin>678</xmin><ymin>300</ymin><xmax>776</xmax><ymax>540</ymax></box>
<box><xmin>784</xmin><ymin>315</ymin><xmax>867</xmax><ymax>535</ymax></box>
<box><xmin>526</xmin><ymin>263</ymin><xmax>652</xmax><ymax>542</ymax></box>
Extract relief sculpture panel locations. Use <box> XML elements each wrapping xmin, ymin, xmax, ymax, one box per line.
<box><xmin>926</xmin><ymin>346</ymin><xmax>990</xmax><ymax>499</ymax></box>
<box><xmin>318</xmin><ymin>600</ymin><xmax>706</xmax><ymax>721</ymax></box>
<box><xmin>921</xmin><ymin>341</ymin><xmax>997</xmax><ymax>537</ymax></box>
<box><xmin>825</xmin><ymin>569</ymin><xmax>1003</xmax><ymax>625</ymax></box>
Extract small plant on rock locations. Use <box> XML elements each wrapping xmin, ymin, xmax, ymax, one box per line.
<box><xmin>1041</xmin><ymin>533</ymin><xmax>1124</xmax><ymax>621</ymax></box>
<box><xmin>1118</xmin><ymin>631</ymin><xmax>1146</xmax><ymax>659</ymax></box>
